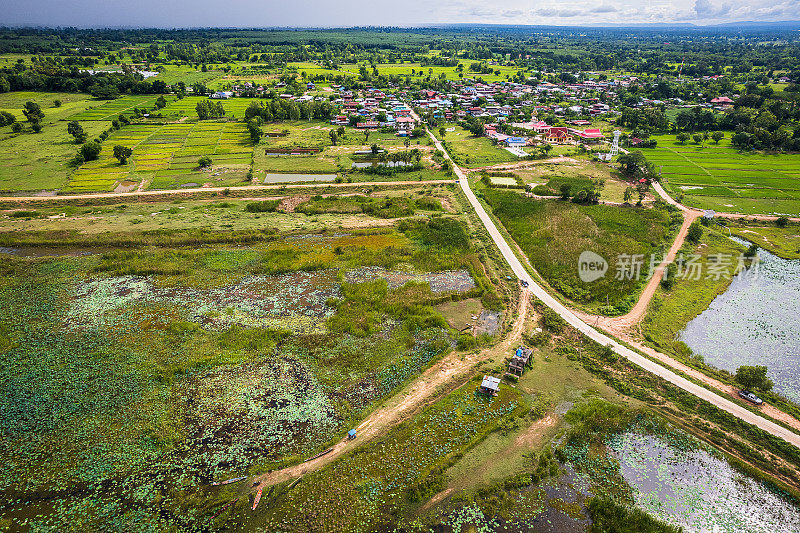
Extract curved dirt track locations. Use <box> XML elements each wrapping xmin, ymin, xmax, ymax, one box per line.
<box><xmin>251</xmin><ymin>290</ymin><xmax>530</xmax><ymax>488</ymax></box>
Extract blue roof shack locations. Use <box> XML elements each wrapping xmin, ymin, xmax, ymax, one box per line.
<box><xmin>348</xmin><ymin>429</ymin><xmax>357</xmax><ymax>440</ymax></box>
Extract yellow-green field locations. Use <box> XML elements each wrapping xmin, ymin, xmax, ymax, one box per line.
<box><xmin>67</xmin><ymin>121</ymin><xmax>253</xmax><ymax>191</ymax></box>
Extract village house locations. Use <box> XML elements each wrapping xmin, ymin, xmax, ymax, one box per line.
<box><xmin>395</xmin><ymin>116</ymin><xmax>416</xmax><ymax>135</ymax></box>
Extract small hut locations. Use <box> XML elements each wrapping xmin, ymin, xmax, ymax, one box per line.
<box><xmin>479</xmin><ymin>375</ymin><xmax>501</xmax><ymax>396</ymax></box>
<box><xmin>508</xmin><ymin>346</ymin><xmax>533</xmax><ymax>375</ymax></box>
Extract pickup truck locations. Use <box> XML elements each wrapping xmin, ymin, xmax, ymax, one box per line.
<box><xmin>738</xmin><ymin>389</ymin><xmax>764</xmax><ymax>405</ymax></box>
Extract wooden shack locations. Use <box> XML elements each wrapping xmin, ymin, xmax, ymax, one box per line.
<box><xmin>508</xmin><ymin>346</ymin><xmax>533</xmax><ymax>375</ymax></box>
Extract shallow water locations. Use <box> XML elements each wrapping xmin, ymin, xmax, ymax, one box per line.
<box><xmin>679</xmin><ymin>240</ymin><xmax>800</xmax><ymax>402</ymax></box>
<box><xmin>608</xmin><ymin>431</ymin><xmax>800</xmax><ymax>533</ymax></box>
<box><xmin>263</xmin><ymin>173</ymin><xmax>337</xmax><ymax>183</ymax></box>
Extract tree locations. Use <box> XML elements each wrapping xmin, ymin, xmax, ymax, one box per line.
<box><xmin>22</xmin><ymin>101</ymin><xmax>44</xmax><ymax>124</ymax></box>
<box><xmin>195</xmin><ymin>100</ymin><xmax>210</xmax><ymax>120</ymax></box>
<box><xmin>113</xmin><ymin>145</ymin><xmax>133</xmax><ymax>164</ymax></box>
<box><xmin>247</xmin><ymin>118</ymin><xmax>262</xmax><ymax>144</ymax></box>
<box><xmin>370</xmin><ymin>143</ymin><xmax>380</xmax><ymax>155</ymax></box>
<box><xmin>439</xmin><ymin>127</ymin><xmax>446</xmax><ymax>138</ymax></box>
<box><xmin>692</xmin><ymin>133</ymin><xmax>703</xmax><ymax>144</ymax></box>
<box><xmin>686</xmin><ymin>221</ymin><xmax>703</xmax><ymax>244</ymax></box>
<box><xmin>80</xmin><ymin>141</ymin><xmax>101</xmax><ymax>162</ymax></box>
<box><xmin>364</xmin><ymin>130</ymin><xmax>370</xmax><ymax>143</ymax></box>
<box><xmin>735</xmin><ymin>365</ymin><xmax>773</xmax><ymax>392</ymax></box>
<box><xmin>67</xmin><ymin>121</ymin><xmax>87</xmax><ymax>143</ymax></box>
<box><xmin>623</xmin><ymin>186</ymin><xmax>634</xmax><ymax>203</ymax></box>
<box><xmin>711</xmin><ymin>131</ymin><xmax>724</xmax><ymax>144</ymax></box>
<box><xmin>559</xmin><ymin>184</ymin><xmax>572</xmax><ymax>200</ymax></box>
<box><xmin>53</xmin><ymin>99</ymin><xmax>62</xmax><ymax>108</ymax></box>
<box><xmin>11</xmin><ymin>122</ymin><xmax>22</xmax><ymax>133</ymax></box>
<box><xmin>198</xmin><ymin>156</ymin><xmax>212</xmax><ymax>168</ymax></box>
<box><xmin>329</xmin><ymin>129</ymin><xmax>338</xmax><ymax>146</ymax></box>
<box><xmin>676</xmin><ymin>132</ymin><xmax>690</xmax><ymax>144</ymax></box>
<box><xmin>155</xmin><ymin>95</ymin><xmax>167</xmax><ymax>109</ymax></box>
<box><xmin>617</xmin><ymin>151</ymin><xmax>652</xmax><ymax>180</ymax></box>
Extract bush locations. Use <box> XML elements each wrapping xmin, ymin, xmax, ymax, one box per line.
<box><xmin>10</xmin><ymin>122</ymin><xmax>22</xmax><ymax>133</ymax></box>
<box><xmin>245</xmin><ymin>200</ymin><xmax>280</xmax><ymax>213</ymax></box>
<box><xmin>587</xmin><ymin>497</ymin><xmax>682</xmax><ymax>533</ymax></box>
<box><xmin>198</xmin><ymin>156</ymin><xmax>212</xmax><ymax>168</ymax></box>
<box><xmin>775</xmin><ymin>216</ymin><xmax>788</xmax><ymax>228</ymax></box>
<box><xmin>686</xmin><ymin>222</ymin><xmax>703</xmax><ymax>244</ymax></box>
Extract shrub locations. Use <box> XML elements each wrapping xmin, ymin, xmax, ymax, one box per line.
<box><xmin>775</xmin><ymin>216</ymin><xmax>788</xmax><ymax>228</ymax></box>
<box><xmin>245</xmin><ymin>200</ymin><xmax>280</xmax><ymax>213</ymax></box>
<box><xmin>198</xmin><ymin>156</ymin><xmax>212</xmax><ymax>168</ymax></box>
<box><xmin>686</xmin><ymin>221</ymin><xmax>703</xmax><ymax>244</ymax></box>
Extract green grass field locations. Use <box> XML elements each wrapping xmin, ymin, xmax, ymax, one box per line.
<box><xmin>437</xmin><ymin>123</ymin><xmax>519</xmax><ymax>167</ymax></box>
<box><xmin>69</xmin><ymin>94</ymin><xmax>176</xmax><ymax>121</ymax></box>
<box><xmin>67</xmin><ymin>121</ymin><xmax>253</xmax><ymax>191</ymax></box>
<box><xmin>484</xmin><ymin>190</ymin><xmax>676</xmax><ymax>312</ymax></box>
<box><xmin>641</xmin><ymin>135</ymin><xmax>800</xmax><ymax>215</ymax></box>
<box><xmin>0</xmin><ymin>92</ymin><xmax>112</xmax><ymax>191</ymax></box>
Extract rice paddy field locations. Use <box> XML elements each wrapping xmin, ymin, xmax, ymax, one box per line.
<box><xmin>160</xmin><ymin>96</ymin><xmax>258</xmax><ymax>120</ymax></box>
<box><xmin>66</xmin><ymin>121</ymin><xmax>253</xmax><ymax>191</ymax></box>
<box><xmin>69</xmin><ymin>94</ymin><xmax>176</xmax><ymax>121</ymax></box>
<box><xmin>641</xmin><ymin>135</ymin><xmax>800</xmax><ymax>216</ymax></box>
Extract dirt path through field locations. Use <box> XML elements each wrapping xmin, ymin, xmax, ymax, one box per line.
<box><xmin>251</xmin><ymin>289</ymin><xmax>530</xmax><ymax>489</ymax></box>
<box><xmin>0</xmin><ymin>180</ymin><xmax>453</xmax><ymax>204</ymax></box>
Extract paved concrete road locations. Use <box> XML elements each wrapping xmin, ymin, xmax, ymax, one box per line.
<box><xmin>426</xmin><ymin>128</ymin><xmax>800</xmax><ymax>449</ymax></box>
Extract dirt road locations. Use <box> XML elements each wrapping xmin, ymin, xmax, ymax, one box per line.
<box><xmin>425</xmin><ymin>126</ymin><xmax>800</xmax><ymax>449</ymax></box>
<box><xmin>251</xmin><ymin>290</ymin><xmax>531</xmax><ymax>488</ymax></box>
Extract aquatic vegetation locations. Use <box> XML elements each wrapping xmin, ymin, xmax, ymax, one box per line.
<box><xmin>680</xmin><ymin>241</ymin><xmax>800</xmax><ymax>402</ymax></box>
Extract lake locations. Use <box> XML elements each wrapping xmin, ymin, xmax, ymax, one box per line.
<box><xmin>680</xmin><ymin>239</ymin><xmax>800</xmax><ymax>402</ymax></box>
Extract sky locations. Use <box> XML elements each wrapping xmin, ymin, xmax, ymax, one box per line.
<box><xmin>3</xmin><ymin>0</ymin><xmax>800</xmax><ymax>28</ymax></box>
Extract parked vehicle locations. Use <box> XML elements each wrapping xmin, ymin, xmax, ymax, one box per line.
<box><xmin>520</xmin><ymin>280</ymin><xmax>529</xmax><ymax>288</ymax></box>
<box><xmin>738</xmin><ymin>389</ymin><xmax>764</xmax><ymax>405</ymax></box>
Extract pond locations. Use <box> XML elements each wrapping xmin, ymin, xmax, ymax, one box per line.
<box><xmin>679</xmin><ymin>239</ymin><xmax>800</xmax><ymax>402</ymax></box>
<box><xmin>608</xmin><ymin>431</ymin><xmax>800</xmax><ymax>533</ymax></box>
<box><xmin>351</xmin><ymin>161</ymin><xmax>411</xmax><ymax>168</ymax></box>
<box><xmin>263</xmin><ymin>173</ymin><xmax>337</xmax><ymax>183</ymax></box>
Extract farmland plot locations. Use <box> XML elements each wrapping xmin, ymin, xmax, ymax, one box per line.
<box><xmin>66</xmin><ymin>121</ymin><xmax>253</xmax><ymax>191</ymax></box>
<box><xmin>642</xmin><ymin>135</ymin><xmax>800</xmax><ymax>215</ymax></box>
<box><xmin>69</xmin><ymin>94</ymin><xmax>175</xmax><ymax>121</ymax></box>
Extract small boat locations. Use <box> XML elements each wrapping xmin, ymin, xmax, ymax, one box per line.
<box><xmin>211</xmin><ymin>476</ymin><xmax>246</xmax><ymax>486</ymax></box>
<box><xmin>252</xmin><ymin>488</ymin><xmax>263</xmax><ymax>510</ymax></box>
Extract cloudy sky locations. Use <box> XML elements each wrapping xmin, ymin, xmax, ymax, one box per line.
<box><xmin>3</xmin><ymin>0</ymin><xmax>800</xmax><ymax>28</ymax></box>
